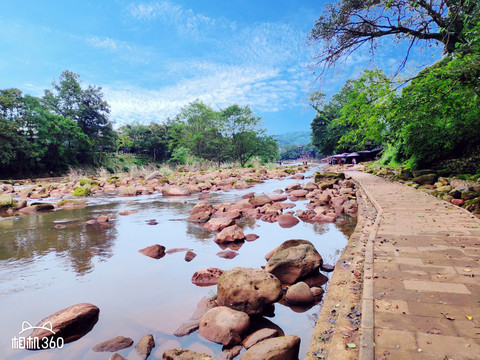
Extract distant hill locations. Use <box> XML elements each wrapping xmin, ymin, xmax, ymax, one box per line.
<box><xmin>274</xmin><ymin>131</ymin><xmax>312</xmax><ymax>148</ymax></box>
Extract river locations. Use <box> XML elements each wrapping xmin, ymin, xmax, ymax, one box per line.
<box><xmin>0</xmin><ymin>166</ymin><xmax>355</xmax><ymax>359</ymax></box>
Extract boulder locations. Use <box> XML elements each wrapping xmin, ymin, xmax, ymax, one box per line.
<box><xmin>162</xmin><ymin>186</ymin><xmax>191</xmax><ymax>196</ymax></box>
<box><xmin>187</xmin><ymin>211</ymin><xmax>211</xmax><ymax>223</ymax></box>
<box><xmin>269</xmin><ymin>194</ymin><xmax>287</xmax><ymax>202</ymax></box>
<box><xmin>413</xmin><ymin>173</ymin><xmax>437</xmax><ymax>185</ymax></box>
<box><xmin>28</xmin><ymin>303</ymin><xmax>99</xmax><ymax>347</ymax></box>
<box><xmin>162</xmin><ymin>349</ymin><xmax>215</xmax><ymax>360</ymax></box>
<box><xmin>302</xmin><ymin>182</ymin><xmax>318</xmax><ymax>191</ymax></box>
<box><xmin>243</xmin><ymin>328</ymin><xmax>279</xmax><ymax>349</ymax></box>
<box><xmin>217</xmin><ymin>267</ymin><xmax>283</xmax><ymax>315</ymax></box>
<box><xmin>204</xmin><ymin>217</ymin><xmax>234</xmax><ymax>232</ymax></box>
<box><xmin>92</xmin><ymin>336</ymin><xmax>134</xmax><ymax>352</ymax></box>
<box><xmin>135</xmin><ymin>334</ymin><xmax>155</xmax><ymax>359</ymax></box>
<box><xmin>277</xmin><ymin>214</ymin><xmax>299</xmax><ymax>228</ymax></box>
<box><xmin>221</xmin><ymin>345</ymin><xmax>243</xmax><ymax>359</ymax></box>
<box><xmin>139</xmin><ymin>245</ymin><xmax>166</xmax><ymax>259</ymax></box>
<box><xmin>214</xmin><ymin>225</ymin><xmax>245</xmax><ymax>243</ymax></box>
<box><xmin>240</xmin><ymin>335</ymin><xmax>301</xmax><ymax>360</ymax></box>
<box><xmin>198</xmin><ymin>306</ymin><xmax>250</xmax><ymax>346</ymax></box>
<box><xmin>34</xmin><ymin>203</ymin><xmax>55</xmax><ymax>212</ymax></box>
<box><xmin>451</xmin><ymin>198</ymin><xmax>464</xmax><ymax>206</ymax></box>
<box><xmin>0</xmin><ymin>194</ymin><xmax>14</xmax><ymax>208</ymax></box>
<box><xmin>191</xmin><ymin>268</ymin><xmax>224</xmax><ymax>286</ymax></box>
<box><xmin>265</xmin><ymin>240</ymin><xmax>323</xmax><ymax>284</ymax></box>
<box><xmin>285</xmin><ymin>282</ymin><xmax>314</xmax><ymax>304</ymax></box>
<box><xmin>245</xmin><ymin>234</ymin><xmax>259</xmax><ymax>242</ymax></box>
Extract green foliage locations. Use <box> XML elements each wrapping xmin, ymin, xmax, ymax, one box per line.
<box><xmin>275</xmin><ymin>131</ymin><xmax>312</xmax><ymax>148</ymax></box>
<box><xmin>168</xmin><ymin>146</ymin><xmax>191</xmax><ymax>165</ymax></box>
<box><xmin>280</xmin><ymin>143</ymin><xmax>316</xmax><ymax>160</ymax></box>
<box><xmin>72</xmin><ymin>186</ymin><xmax>91</xmax><ymax>197</ymax></box>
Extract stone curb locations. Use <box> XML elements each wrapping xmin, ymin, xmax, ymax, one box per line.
<box><xmin>345</xmin><ymin>171</ymin><xmax>383</xmax><ymax>360</ymax></box>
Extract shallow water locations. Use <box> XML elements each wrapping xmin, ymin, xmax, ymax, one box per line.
<box><xmin>0</xmin><ymin>167</ymin><xmax>355</xmax><ymax>359</ymax></box>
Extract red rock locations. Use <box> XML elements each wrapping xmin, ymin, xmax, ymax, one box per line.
<box><xmin>243</xmin><ymin>328</ymin><xmax>279</xmax><ymax>349</ymax></box>
<box><xmin>245</xmin><ymin>234</ymin><xmax>259</xmax><ymax>242</ymax></box>
<box><xmin>311</xmin><ymin>287</ymin><xmax>324</xmax><ymax>297</ymax></box>
<box><xmin>269</xmin><ymin>194</ymin><xmax>287</xmax><ymax>202</ymax></box>
<box><xmin>221</xmin><ymin>345</ymin><xmax>243</xmax><ymax>359</ymax></box>
<box><xmin>278</xmin><ymin>214</ymin><xmax>300</xmax><ymax>228</ymax></box>
<box><xmin>451</xmin><ymin>198</ymin><xmax>464</xmax><ymax>206</ymax></box>
<box><xmin>162</xmin><ymin>348</ymin><xmax>215</xmax><ymax>359</ymax></box>
<box><xmin>240</xmin><ymin>335</ymin><xmax>300</xmax><ymax>360</ymax></box>
<box><xmin>290</xmin><ymin>189</ymin><xmax>308</xmax><ymax>198</ymax></box>
<box><xmin>139</xmin><ymin>244</ymin><xmax>166</xmax><ymax>259</ymax></box>
<box><xmin>29</xmin><ymin>303</ymin><xmax>99</xmax><ymax>347</ymax></box>
<box><xmin>185</xmin><ymin>251</ymin><xmax>197</xmax><ymax>262</ymax></box>
<box><xmin>119</xmin><ymin>210</ymin><xmax>138</xmax><ymax>216</ymax></box>
<box><xmin>216</xmin><ymin>250</ymin><xmax>238</xmax><ymax>259</ymax></box>
<box><xmin>135</xmin><ymin>334</ymin><xmax>155</xmax><ymax>359</ymax></box>
<box><xmin>285</xmin><ymin>282</ymin><xmax>314</xmax><ymax>304</ymax></box>
<box><xmin>242</xmin><ymin>192</ymin><xmax>255</xmax><ymax>199</ymax></box>
<box><xmin>248</xmin><ymin>195</ymin><xmax>272</xmax><ymax>207</ymax></box>
<box><xmin>188</xmin><ymin>211</ymin><xmax>211</xmax><ymax>223</ymax></box>
<box><xmin>204</xmin><ymin>217</ymin><xmax>234</xmax><ymax>232</ymax></box>
<box><xmin>92</xmin><ymin>336</ymin><xmax>133</xmax><ymax>352</ymax></box>
<box><xmin>174</xmin><ymin>296</ymin><xmax>218</xmax><ymax>337</ymax></box>
<box><xmin>303</xmin><ymin>272</ymin><xmax>329</xmax><ymax>287</ymax></box>
<box><xmin>190</xmin><ymin>201</ymin><xmax>213</xmax><ymax>215</ymax></box>
<box><xmin>191</xmin><ymin>268</ymin><xmax>224</xmax><ymax>286</ymax></box>
<box><xmin>214</xmin><ymin>225</ymin><xmax>245</xmax><ymax>243</ymax></box>
<box><xmin>162</xmin><ymin>185</ymin><xmax>191</xmax><ymax>196</ymax></box>
<box><xmin>198</xmin><ymin>306</ymin><xmax>250</xmax><ymax>346</ymax></box>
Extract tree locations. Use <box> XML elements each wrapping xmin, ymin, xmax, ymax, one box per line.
<box><xmin>309</xmin><ymin>0</ymin><xmax>480</xmax><ymax>71</ymax></box>
<box><xmin>43</xmin><ymin>70</ymin><xmax>114</xmax><ymax>150</ymax></box>
<box><xmin>221</xmin><ymin>104</ymin><xmax>278</xmax><ymax>166</ymax></box>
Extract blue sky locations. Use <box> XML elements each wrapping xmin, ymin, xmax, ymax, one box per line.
<box><xmin>0</xmin><ymin>1</ymin><xmax>442</xmax><ymax>135</ymax></box>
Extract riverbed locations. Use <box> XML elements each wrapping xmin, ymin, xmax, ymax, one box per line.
<box><xmin>0</xmin><ymin>166</ymin><xmax>355</xmax><ymax>359</ymax></box>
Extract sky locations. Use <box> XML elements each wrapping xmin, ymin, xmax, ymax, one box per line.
<box><xmin>0</xmin><ymin>1</ymin><xmax>442</xmax><ymax>135</ymax></box>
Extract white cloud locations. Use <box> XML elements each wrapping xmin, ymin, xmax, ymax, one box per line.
<box><xmin>104</xmin><ymin>62</ymin><xmax>308</xmax><ymax>126</ymax></box>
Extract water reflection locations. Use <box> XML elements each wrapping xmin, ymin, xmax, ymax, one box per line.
<box><xmin>0</xmin><ymin>207</ymin><xmax>117</xmax><ymax>276</ymax></box>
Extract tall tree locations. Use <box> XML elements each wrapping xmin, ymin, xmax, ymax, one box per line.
<box><xmin>309</xmin><ymin>0</ymin><xmax>480</xmax><ymax>71</ymax></box>
<box><xmin>43</xmin><ymin>70</ymin><xmax>114</xmax><ymax>149</ymax></box>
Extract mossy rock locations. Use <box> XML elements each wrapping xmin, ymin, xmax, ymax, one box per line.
<box><xmin>412</xmin><ymin>173</ymin><xmax>437</xmax><ymax>185</ymax></box>
<box><xmin>436</xmin><ymin>185</ymin><xmax>452</xmax><ymax>193</ymax></box>
<box><xmin>399</xmin><ymin>169</ymin><xmax>413</xmax><ymax>180</ymax></box>
<box><xmin>314</xmin><ymin>172</ymin><xmax>344</xmax><ymax>183</ymax></box>
<box><xmin>461</xmin><ymin>191</ymin><xmax>480</xmax><ymax>201</ymax></box>
<box><xmin>285</xmin><ymin>169</ymin><xmax>295</xmax><ymax>174</ymax></box>
<box><xmin>320</xmin><ymin>182</ymin><xmax>335</xmax><ymax>190</ymax></box>
<box><xmin>79</xmin><ymin>178</ymin><xmax>92</xmax><ymax>186</ymax></box>
<box><xmin>73</xmin><ymin>186</ymin><xmax>91</xmax><ymax>197</ymax></box>
<box><xmin>0</xmin><ymin>194</ymin><xmax>15</xmax><ymax>208</ymax></box>
<box><xmin>57</xmin><ymin>200</ymin><xmax>87</xmax><ymax>208</ymax></box>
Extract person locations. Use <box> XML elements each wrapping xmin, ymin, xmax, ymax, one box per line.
<box><xmin>352</xmin><ymin>158</ymin><xmax>356</xmax><ymax>165</ymax></box>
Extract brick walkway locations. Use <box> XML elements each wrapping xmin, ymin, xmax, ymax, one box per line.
<box><xmin>347</xmin><ymin>171</ymin><xmax>480</xmax><ymax>360</ymax></box>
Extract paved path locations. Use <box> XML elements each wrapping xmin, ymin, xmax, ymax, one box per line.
<box><xmin>347</xmin><ymin>171</ymin><xmax>480</xmax><ymax>360</ymax></box>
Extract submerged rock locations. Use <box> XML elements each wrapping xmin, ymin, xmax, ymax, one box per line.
<box><xmin>92</xmin><ymin>336</ymin><xmax>134</xmax><ymax>352</ymax></box>
<box><xmin>162</xmin><ymin>349</ymin><xmax>215</xmax><ymax>360</ymax></box>
<box><xmin>243</xmin><ymin>328</ymin><xmax>279</xmax><ymax>349</ymax></box>
<box><xmin>174</xmin><ymin>296</ymin><xmax>217</xmax><ymax>337</ymax></box>
<box><xmin>277</xmin><ymin>214</ymin><xmax>299</xmax><ymax>228</ymax></box>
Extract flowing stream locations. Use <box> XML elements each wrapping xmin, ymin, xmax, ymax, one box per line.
<box><xmin>0</xmin><ymin>166</ymin><xmax>355</xmax><ymax>359</ymax></box>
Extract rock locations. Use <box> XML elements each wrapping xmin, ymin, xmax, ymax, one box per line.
<box><xmin>109</xmin><ymin>354</ymin><xmax>127</xmax><ymax>360</ymax></box>
<box><xmin>162</xmin><ymin>349</ymin><xmax>215</xmax><ymax>360</ymax></box>
<box><xmin>191</xmin><ymin>268</ymin><xmax>224</xmax><ymax>286</ymax></box>
<box><xmin>285</xmin><ymin>282</ymin><xmax>314</xmax><ymax>304</ymax></box>
<box><xmin>190</xmin><ymin>201</ymin><xmax>213</xmax><ymax>215</ymax></box>
<box><xmin>302</xmin><ymin>182</ymin><xmax>318</xmax><ymax>191</ymax></box>
<box><xmin>92</xmin><ymin>336</ymin><xmax>134</xmax><ymax>352</ymax></box>
<box><xmin>245</xmin><ymin>234</ymin><xmax>259</xmax><ymax>242</ymax></box>
<box><xmin>277</xmin><ymin>214</ymin><xmax>300</xmax><ymax>228</ymax></box>
<box><xmin>320</xmin><ymin>263</ymin><xmax>335</xmax><ymax>272</ymax></box>
<box><xmin>119</xmin><ymin>210</ymin><xmax>138</xmax><ymax>216</ymax></box>
<box><xmin>311</xmin><ymin>287</ymin><xmax>324</xmax><ymax>297</ymax></box>
<box><xmin>174</xmin><ymin>296</ymin><xmax>218</xmax><ymax>337</ymax></box>
<box><xmin>188</xmin><ymin>211</ymin><xmax>211</xmax><ymax>223</ymax></box>
<box><xmin>436</xmin><ymin>185</ymin><xmax>452</xmax><ymax>193</ymax></box>
<box><xmin>28</xmin><ymin>303</ymin><xmax>99</xmax><ymax>347</ymax></box>
<box><xmin>198</xmin><ymin>306</ymin><xmax>250</xmax><ymax>346</ymax></box>
<box><xmin>215</xmin><ymin>225</ymin><xmax>245</xmax><ymax>243</ymax></box>
<box><xmin>249</xmin><ymin>195</ymin><xmax>272</xmax><ymax>207</ymax></box>
<box><xmin>185</xmin><ymin>251</ymin><xmax>197</xmax><ymax>262</ymax></box>
<box><xmin>240</xmin><ymin>335</ymin><xmax>300</xmax><ymax>360</ymax></box>
<box><xmin>221</xmin><ymin>345</ymin><xmax>243</xmax><ymax>359</ymax></box>
<box><xmin>162</xmin><ymin>186</ymin><xmax>191</xmax><ymax>196</ymax></box>
<box><xmin>204</xmin><ymin>217</ymin><xmax>234</xmax><ymax>232</ymax></box>
<box><xmin>451</xmin><ymin>198</ymin><xmax>464</xmax><ymax>206</ymax></box>
<box><xmin>265</xmin><ymin>240</ymin><xmax>323</xmax><ymax>284</ymax></box>
<box><xmin>242</xmin><ymin>192</ymin><xmax>255</xmax><ymax>199</ymax></box>
<box><xmin>269</xmin><ymin>194</ymin><xmax>287</xmax><ymax>202</ymax></box>
<box><xmin>461</xmin><ymin>190</ymin><xmax>479</xmax><ymax>200</ymax></box>
<box><xmin>243</xmin><ymin>328</ymin><xmax>279</xmax><ymax>349</ymax></box>
<box><xmin>413</xmin><ymin>173</ymin><xmax>437</xmax><ymax>185</ymax></box>
<box><xmin>316</xmin><ymin>193</ymin><xmax>331</xmax><ymax>205</ymax></box>
<box><xmin>139</xmin><ymin>245</ymin><xmax>166</xmax><ymax>259</ymax></box>
<box><xmin>285</xmin><ymin>183</ymin><xmax>301</xmax><ymax>191</ymax></box>
<box><xmin>217</xmin><ymin>267</ymin><xmax>283</xmax><ymax>315</ymax></box>
<box><xmin>34</xmin><ymin>203</ymin><xmax>55</xmax><ymax>212</ymax></box>
<box><xmin>136</xmin><ymin>334</ymin><xmax>155</xmax><ymax>359</ymax></box>
<box><xmin>146</xmin><ymin>171</ymin><xmax>162</xmax><ymax>181</ymax></box>
<box><xmin>119</xmin><ymin>186</ymin><xmax>138</xmax><ymax>196</ymax></box>
<box><xmin>289</xmin><ymin>189</ymin><xmax>308</xmax><ymax>198</ymax></box>
<box><xmin>216</xmin><ymin>250</ymin><xmax>238</xmax><ymax>259</ymax></box>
